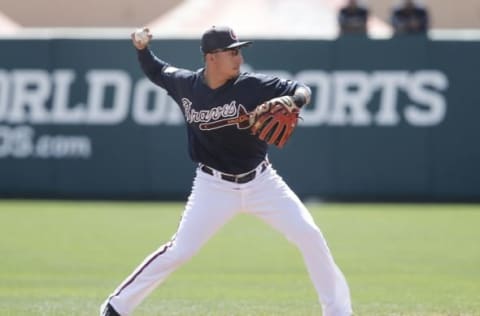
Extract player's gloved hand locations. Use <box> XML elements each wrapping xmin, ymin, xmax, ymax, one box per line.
<box><xmin>131</xmin><ymin>27</ymin><xmax>152</xmax><ymax>50</ymax></box>
<box><xmin>250</xmin><ymin>96</ymin><xmax>300</xmax><ymax>148</ymax></box>
<box><xmin>255</xmin><ymin>96</ymin><xmax>299</xmax><ymax>116</ymax></box>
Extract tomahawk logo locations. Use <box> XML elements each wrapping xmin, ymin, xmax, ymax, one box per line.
<box><xmin>181</xmin><ymin>98</ymin><xmax>252</xmax><ymax>130</ymax></box>
<box><xmin>198</xmin><ymin>105</ymin><xmax>252</xmax><ymax>130</ymax></box>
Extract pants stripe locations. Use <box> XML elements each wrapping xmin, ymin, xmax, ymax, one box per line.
<box><xmin>113</xmin><ymin>242</ymin><xmax>172</xmax><ymax>297</ymax></box>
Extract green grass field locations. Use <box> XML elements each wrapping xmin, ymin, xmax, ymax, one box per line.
<box><xmin>0</xmin><ymin>201</ymin><xmax>479</xmax><ymax>316</ymax></box>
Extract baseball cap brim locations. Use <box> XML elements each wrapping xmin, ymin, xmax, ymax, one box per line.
<box><xmin>224</xmin><ymin>41</ymin><xmax>253</xmax><ymax>50</ymax></box>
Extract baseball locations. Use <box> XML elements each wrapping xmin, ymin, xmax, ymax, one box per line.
<box><xmin>134</xmin><ymin>29</ymin><xmax>149</xmax><ymax>45</ymax></box>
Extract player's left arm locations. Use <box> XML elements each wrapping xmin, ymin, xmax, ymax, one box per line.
<box><xmin>250</xmin><ymin>83</ymin><xmax>311</xmax><ymax>148</ymax></box>
<box><xmin>264</xmin><ymin>84</ymin><xmax>311</xmax><ymax>112</ymax></box>
<box><xmin>252</xmin><ymin>83</ymin><xmax>311</xmax><ymax>117</ymax></box>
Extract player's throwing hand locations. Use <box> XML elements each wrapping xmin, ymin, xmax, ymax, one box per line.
<box><xmin>131</xmin><ymin>27</ymin><xmax>152</xmax><ymax>50</ymax></box>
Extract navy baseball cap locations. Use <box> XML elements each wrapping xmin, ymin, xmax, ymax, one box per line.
<box><xmin>201</xmin><ymin>26</ymin><xmax>252</xmax><ymax>54</ymax></box>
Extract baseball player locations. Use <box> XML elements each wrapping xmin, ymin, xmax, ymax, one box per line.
<box><xmin>101</xmin><ymin>26</ymin><xmax>352</xmax><ymax>316</ymax></box>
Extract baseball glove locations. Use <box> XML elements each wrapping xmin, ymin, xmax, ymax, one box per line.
<box><xmin>250</xmin><ymin>96</ymin><xmax>300</xmax><ymax>148</ymax></box>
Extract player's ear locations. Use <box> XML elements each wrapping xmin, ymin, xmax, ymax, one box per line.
<box><xmin>205</xmin><ymin>53</ymin><xmax>216</xmax><ymax>63</ymax></box>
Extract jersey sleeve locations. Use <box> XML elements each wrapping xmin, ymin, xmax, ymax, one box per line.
<box><xmin>137</xmin><ymin>47</ymin><xmax>193</xmax><ymax>100</ymax></box>
<box><xmin>254</xmin><ymin>73</ymin><xmax>299</xmax><ymax>101</ymax></box>
<box><xmin>137</xmin><ymin>48</ymin><xmax>169</xmax><ymax>87</ymax></box>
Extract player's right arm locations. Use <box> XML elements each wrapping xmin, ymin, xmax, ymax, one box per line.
<box><xmin>130</xmin><ymin>28</ymin><xmax>174</xmax><ymax>90</ymax></box>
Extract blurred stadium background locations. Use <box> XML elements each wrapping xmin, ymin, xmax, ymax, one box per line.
<box><xmin>1</xmin><ymin>0</ymin><xmax>480</xmax><ymax>201</ymax></box>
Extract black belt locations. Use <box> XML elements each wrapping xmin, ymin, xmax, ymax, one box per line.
<box><xmin>200</xmin><ymin>161</ymin><xmax>269</xmax><ymax>184</ymax></box>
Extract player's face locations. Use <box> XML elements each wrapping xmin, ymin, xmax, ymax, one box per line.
<box><xmin>211</xmin><ymin>48</ymin><xmax>244</xmax><ymax>78</ymax></box>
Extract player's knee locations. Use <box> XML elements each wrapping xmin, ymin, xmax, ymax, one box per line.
<box><xmin>169</xmin><ymin>244</ymin><xmax>198</xmax><ymax>265</ymax></box>
<box><xmin>289</xmin><ymin>223</ymin><xmax>322</xmax><ymax>245</ymax></box>
<box><xmin>288</xmin><ymin>225</ymin><xmax>332</xmax><ymax>255</ymax></box>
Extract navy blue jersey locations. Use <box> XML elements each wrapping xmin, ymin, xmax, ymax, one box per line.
<box><xmin>137</xmin><ymin>48</ymin><xmax>298</xmax><ymax>174</ymax></box>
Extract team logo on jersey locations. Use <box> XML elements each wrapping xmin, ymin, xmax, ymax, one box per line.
<box><xmin>181</xmin><ymin>98</ymin><xmax>253</xmax><ymax>130</ymax></box>
<box><xmin>199</xmin><ymin>105</ymin><xmax>252</xmax><ymax>130</ymax></box>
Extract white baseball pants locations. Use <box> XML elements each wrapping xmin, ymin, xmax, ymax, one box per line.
<box><xmin>107</xmin><ymin>164</ymin><xmax>352</xmax><ymax>316</ymax></box>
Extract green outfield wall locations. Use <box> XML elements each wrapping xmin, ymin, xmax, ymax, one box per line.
<box><xmin>1</xmin><ymin>36</ymin><xmax>479</xmax><ymax>201</ymax></box>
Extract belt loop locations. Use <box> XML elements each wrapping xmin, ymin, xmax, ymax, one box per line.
<box><xmin>210</xmin><ymin>167</ymin><xmax>220</xmax><ymax>179</ymax></box>
<box><xmin>256</xmin><ymin>162</ymin><xmax>263</xmax><ymax>174</ymax></box>
<box><xmin>256</xmin><ymin>159</ymin><xmax>269</xmax><ymax>174</ymax></box>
